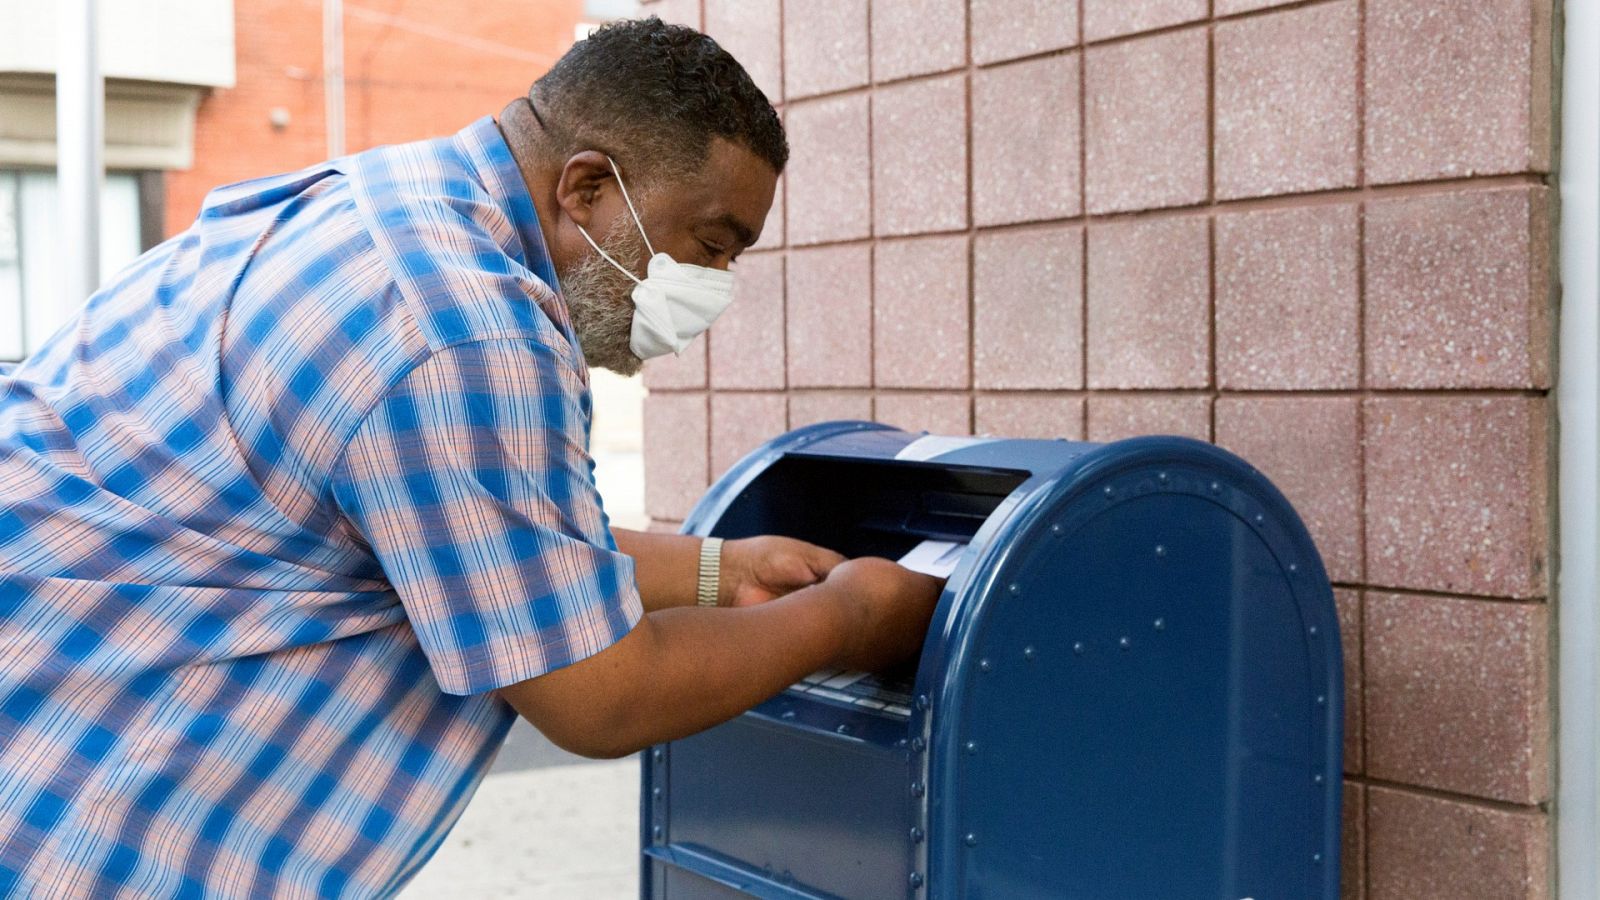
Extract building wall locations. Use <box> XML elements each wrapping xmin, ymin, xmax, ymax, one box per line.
<box><xmin>163</xmin><ymin>0</ymin><xmax>585</xmax><ymax>236</ymax></box>
<box><xmin>0</xmin><ymin>1</ymin><xmax>235</xmax><ymax>88</ymax></box>
<box><xmin>637</xmin><ymin>1</ymin><xmax>1557</xmax><ymax>897</ymax></box>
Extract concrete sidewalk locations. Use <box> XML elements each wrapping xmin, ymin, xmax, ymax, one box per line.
<box><xmin>401</xmin><ymin>724</ymin><xmax>639</xmax><ymax>898</ymax></box>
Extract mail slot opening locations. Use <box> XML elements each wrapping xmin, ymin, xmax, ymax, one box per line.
<box><xmin>704</xmin><ymin>452</ymin><xmax>1030</xmax><ymax>560</ymax></box>
<box><xmin>703</xmin><ymin>452</ymin><xmax>1030</xmax><ymax>718</ymax></box>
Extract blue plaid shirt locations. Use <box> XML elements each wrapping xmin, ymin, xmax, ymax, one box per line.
<box><xmin>0</xmin><ymin>118</ymin><xmax>642</xmax><ymax>897</ymax></box>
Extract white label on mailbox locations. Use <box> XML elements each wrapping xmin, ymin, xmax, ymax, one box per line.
<box><xmin>898</xmin><ymin>539</ymin><xmax>966</xmax><ymax>579</ymax></box>
<box><xmin>893</xmin><ymin>434</ymin><xmax>997</xmax><ymax>462</ymax></box>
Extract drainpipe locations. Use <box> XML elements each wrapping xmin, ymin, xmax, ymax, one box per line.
<box><xmin>1559</xmin><ymin>0</ymin><xmax>1600</xmax><ymax>896</ymax></box>
<box><xmin>55</xmin><ymin>0</ymin><xmax>101</xmax><ymax>308</ymax></box>
<box><xmin>324</xmin><ymin>0</ymin><xmax>345</xmax><ymax>158</ymax></box>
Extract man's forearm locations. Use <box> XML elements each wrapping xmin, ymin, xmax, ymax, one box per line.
<box><xmin>500</xmin><ymin>583</ymin><xmax>852</xmax><ymax>757</ymax></box>
<box><xmin>612</xmin><ymin>527</ymin><xmax>701</xmax><ymax>610</ymax></box>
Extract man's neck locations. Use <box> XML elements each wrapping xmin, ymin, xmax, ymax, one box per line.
<box><xmin>495</xmin><ymin>98</ymin><xmax>563</xmax><ymax>271</ymax></box>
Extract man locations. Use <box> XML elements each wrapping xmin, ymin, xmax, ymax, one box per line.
<box><xmin>0</xmin><ymin>18</ymin><xmax>941</xmax><ymax>897</ymax></box>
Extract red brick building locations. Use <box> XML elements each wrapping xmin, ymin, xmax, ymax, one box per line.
<box><xmin>0</xmin><ymin>1</ymin><xmax>593</xmax><ymax>360</ymax></box>
<box><xmin>165</xmin><ymin>0</ymin><xmax>589</xmax><ymax>236</ymax></box>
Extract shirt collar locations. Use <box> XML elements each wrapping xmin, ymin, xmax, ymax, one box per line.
<box><xmin>453</xmin><ymin>117</ymin><xmax>589</xmax><ymax>377</ymax></box>
<box><xmin>452</xmin><ymin>116</ymin><xmax>563</xmax><ymax>296</ymax></box>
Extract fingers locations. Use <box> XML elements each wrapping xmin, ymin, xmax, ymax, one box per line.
<box><xmin>803</xmin><ymin>543</ymin><xmax>848</xmax><ymax>579</ymax></box>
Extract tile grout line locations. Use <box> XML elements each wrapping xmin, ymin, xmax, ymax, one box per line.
<box><xmin>965</xmin><ymin>0</ymin><xmax>977</xmax><ymax>432</ymax></box>
<box><xmin>777</xmin><ymin>0</ymin><xmax>790</xmax><ymax>429</ymax></box>
<box><xmin>1357</xmin><ymin>585</ymin><xmax>1368</xmax><ymax>884</ymax></box>
<box><xmin>647</xmin><ymin>385</ymin><xmax>1555</xmax><ymax>400</ymax></box>
<box><xmin>772</xmin><ymin>170</ymin><xmax>1541</xmax><ymax>253</ymax></box>
<box><xmin>700</xmin><ymin>0</ymin><xmax>712</xmax><ymax>485</ymax></box>
<box><xmin>1347</xmin><ymin>774</ymin><xmax>1549</xmax><ymax>816</ymax></box>
<box><xmin>865</xmin><ymin>0</ymin><xmax>877</xmax><ymax>417</ymax></box>
<box><xmin>1353</xmin><ymin>5</ymin><xmax>1371</xmax><ymax>886</ymax></box>
<box><xmin>1334</xmin><ymin>581</ymin><xmax>1551</xmax><ymax>606</ymax></box>
<box><xmin>1078</xmin><ymin>0</ymin><xmax>1090</xmax><ymax>438</ymax></box>
<box><xmin>1205</xmin><ymin>0</ymin><xmax>1218</xmax><ymax>443</ymax></box>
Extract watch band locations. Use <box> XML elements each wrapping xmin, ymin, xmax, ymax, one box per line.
<box><xmin>696</xmin><ymin>537</ymin><xmax>724</xmax><ymax>607</ymax></box>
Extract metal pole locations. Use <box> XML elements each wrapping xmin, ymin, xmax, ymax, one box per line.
<box><xmin>324</xmin><ymin>0</ymin><xmax>345</xmax><ymax>158</ymax></box>
<box><xmin>56</xmin><ymin>0</ymin><xmax>102</xmax><ymax>308</ymax></box>
<box><xmin>1559</xmin><ymin>0</ymin><xmax>1600</xmax><ymax>896</ymax></box>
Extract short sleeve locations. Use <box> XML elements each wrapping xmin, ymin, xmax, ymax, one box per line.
<box><xmin>330</xmin><ymin>338</ymin><xmax>643</xmax><ymax>695</ymax></box>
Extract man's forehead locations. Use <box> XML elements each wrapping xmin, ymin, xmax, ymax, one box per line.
<box><xmin>671</xmin><ymin>140</ymin><xmax>777</xmax><ymax>244</ymax></box>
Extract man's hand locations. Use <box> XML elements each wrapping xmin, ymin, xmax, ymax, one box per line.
<box><xmin>822</xmin><ymin>557</ymin><xmax>945</xmax><ymax>672</ymax></box>
<box><xmin>720</xmin><ymin>536</ymin><xmax>847</xmax><ymax>607</ymax></box>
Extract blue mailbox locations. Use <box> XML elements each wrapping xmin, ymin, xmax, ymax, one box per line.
<box><xmin>641</xmin><ymin>421</ymin><xmax>1342</xmax><ymax>899</ymax></box>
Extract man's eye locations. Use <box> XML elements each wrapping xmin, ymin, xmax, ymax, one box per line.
<box><xmin>700</xmin><ymin>241</ymin><xmax>726</xmax><ymax>258</ymax></box>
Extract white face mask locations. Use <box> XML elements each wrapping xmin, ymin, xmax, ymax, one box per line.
<box><xmin>574</xmin><ymin>157</ymin><xmax>736</xmax><ymax>360</ymax></box>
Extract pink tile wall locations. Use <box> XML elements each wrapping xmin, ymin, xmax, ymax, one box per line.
<box><xmin>872</xmin><ymin>0</ymin><xmax>966</xmax><ymax>82</ymax></box>
<box><xmin>1335</xmin><ymin>589</ymin><xmax>1364</xmax><ymax>773</ymax></box>
<box><xmin>970</xmin><ymin>0</ymin><xmax>1078</xmax><ymax>65</ymax></box>
<box><xmin>1083</xmin><ymin>0</ymin><xmax>1206</xmax><ymax>42</ymax></box>
<box><xmin>709</xmin><ymin>251</ymin><xmax>786</xmax><ymax>390</ymax></box>
<box><xmin>1364</xmin><ymin>396</ymin><xmax>1547</xmax><ymax>599</ymax></box>
<box><xmin>1365</xmin><ymin>187</ymin><xmax>1552</xmax><ymax>390</ymax></box>
<box><xmin>1368</xmin><ymin>787</ymin><xmax>1549</xmax><ymax>899</ymax></box>
<box><xmin>784</xmin><ymin>94</ymin><xmax>871</xmax><ymax>245</ymax></box>
<box><xmin>1086</xmin><ymin>393</ymin><xmax>1211</xmax><ymax>442</ymax></box>
<box><xmin>1216</xmin><ymin>203</ymin><xmax>1360</xmax><ymax>390</ymax></box>
<box><xmin>785</xmin><ymin>244</ymin><xmax>872</xmax><ymax>387</ymax></box>
<box><xmin>974</xmin><ymin>393</ymin><xmax>1085</xmax><ymax>439</ymax></box>
<box><xmin>1365</xmin><ymin>591</ymin><xmax>1549</xmax><ymax>804</ymax></box>
<box><xmin>1214</xmin><ymin>1</ymin><xmax>1359</xmax><ymax>199</ymax></box>
<box><xmin>875</xmin><ymin>391</ymin><xmax>973</xmax><ymax>435</ymax></box>
<box><xmin>788</xmin><ymin>390</ymin><xmax>873</xmax><ymax>427</ymax></box>
<box><xmin>874</xmin><ymin>235</ymin><xmax>970</xmax><ymax>389</ymax></box>
<box><xmin>873</xmin><ymin>74</ymin><xmax>968</xmax><ymax>236</ymax></box>
<box><xmin>1215</xmin><ymin>396</ymin><xmax>1363</xmax><ymax>583</ymax></box>
<box><xmin>783</xmin><ymin>0</ymin><xmax>869</xmax><ymax>99</ymax></box>
<box><xmin>711</xmin><ymin>392</ymin><xmax>787</xmax><ymax>476</ymax></box>
<box><xmin>1086</xmin><ymin>215</ymin><xmax>1210</xmax><ymax>389</ymax></box>
<box><xmin>1085</xmin><ymin>28</ymin><xmax>1209</xmax><ymax>214</ymax></box>
<box><xmin>973</xmin><ymin>54</ymin><xmax>1081</xmax><ymax>226</ymax></box>
<box><xmin>973</xmin><ymin>224</ymin><xmax>1083</xmax><ymax>389</ymax></box>
<box><xmin>1365</xmin><ymin>0</ymin><xmax>1553</xmax><ymax>184</ymax></box>
<box><xmin>639</xmin><ymin>1</ymin><xmax>1558</xmax><ymax>893</ymax></box>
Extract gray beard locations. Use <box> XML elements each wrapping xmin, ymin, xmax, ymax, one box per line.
<box><xmin>560</xmin><ymin>219</ymin><xmax>647</xmax><ymax>377</ymax></box>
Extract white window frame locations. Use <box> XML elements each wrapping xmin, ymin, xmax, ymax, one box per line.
<box><xmin>0</xmin><ymin>167</ymin><xmax>145</xmax><ymax>363</ymax></box>
<box><xmin>1560</xmin><ymin>0</ymin><xmax>1600</xmax><ymax>896</ymax></box>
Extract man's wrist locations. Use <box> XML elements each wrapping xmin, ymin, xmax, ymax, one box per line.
<box><xmin>696</xmin><ymin>537</ymin><xmax>724</xmax><ymax>607</ymax></box>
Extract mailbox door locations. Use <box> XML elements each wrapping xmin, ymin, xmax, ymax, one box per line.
<box><xmin>643</xmin><ymin>716</ymin><xmax>914</xmax><ymax>899</ymax></box>
<box><xmin>926</xmin><ymin>439</ymin><xmax>1342</xmax><ymax>899</ymax></box>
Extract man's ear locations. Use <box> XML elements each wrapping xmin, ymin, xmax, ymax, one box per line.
<box><xmin>554</xmin><ymin>151</ymin><xmax>618</xmax><ymax>230</ymax></box>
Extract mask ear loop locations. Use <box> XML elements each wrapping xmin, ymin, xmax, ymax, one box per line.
<box><xmin>575</xmin><ymin>223</ymin><xmax>644</xmax><ymax>285</ymax></box>
<box><xmin>605</xmin><ymin>154</ymin><xmax>657</xmax><ymax>258</ymax></box>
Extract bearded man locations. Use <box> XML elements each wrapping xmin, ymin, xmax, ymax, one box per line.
<box><xmin>0</xmin><ymin>18</ymin><xmax>939</xmax><ymax>896</ymax></box>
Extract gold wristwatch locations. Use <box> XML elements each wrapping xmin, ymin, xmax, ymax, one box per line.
<box><xmin>696</xmin><ymin>537</ymin><xmax>724</xmax><ymax>607</ymax></box>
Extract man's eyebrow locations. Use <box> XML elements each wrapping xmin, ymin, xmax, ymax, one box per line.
<box><xmin>702</xmin><ymin>213</ymin><xmax>757</xmax><ymax>247</ymax></box>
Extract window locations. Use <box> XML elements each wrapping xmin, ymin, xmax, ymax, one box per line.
<box><xmin>0</xmin><ymin>176</ymin><xmax>20</xmax><ymax>361</ymax></box>
<box><xmin>0</xmin><ymin>170</ymin><xmax>145</xmax><ymax>362</ymax></box>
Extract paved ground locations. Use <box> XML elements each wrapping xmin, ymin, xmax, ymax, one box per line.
<box><xmin>400</xmin><ymin>722</ymin><xmax>640</xmax><ymax>898</ymax></box>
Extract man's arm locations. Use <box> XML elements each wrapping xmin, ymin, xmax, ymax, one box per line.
<box><xmin>610</xmin><ymin>529</ymin><xmax>699</xmax><ymax>609</ymax></box>
<box><xmin>613</xmin><ymin>528</ymin><xmax>847</xmax><ymax>610</ymax></box>
<box><xmin>498</xmin><ymin>557</ymin><xmax>941</xmax><ymax>758</ymax></box>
